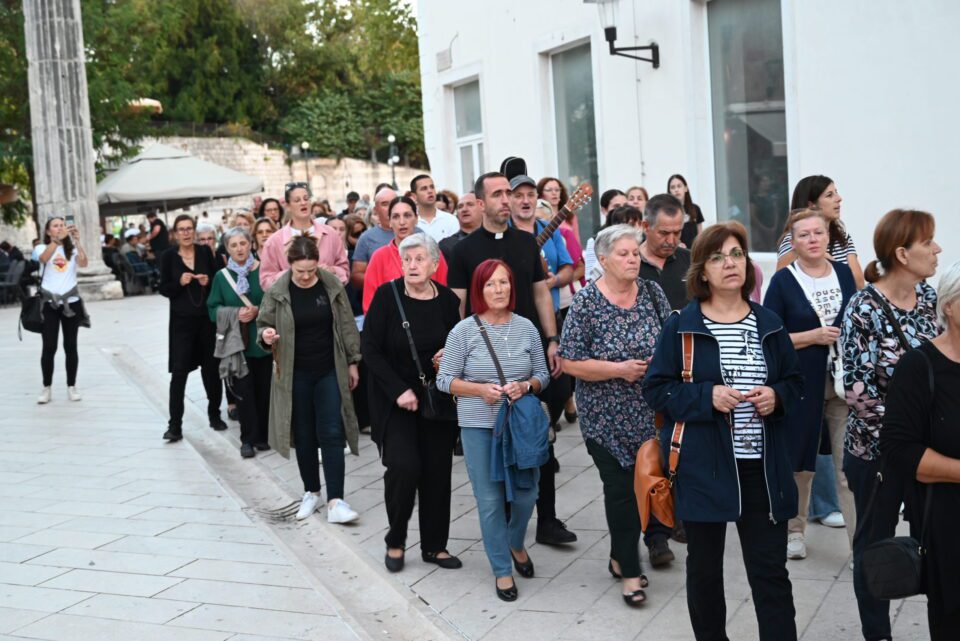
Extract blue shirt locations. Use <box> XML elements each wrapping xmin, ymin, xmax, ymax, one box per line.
<box><xmin>509</xmin><ymin>219</ymin><xmax>573</xmax><ymax>310</ymax></box>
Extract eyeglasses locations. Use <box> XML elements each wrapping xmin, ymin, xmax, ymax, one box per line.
<box><xmin>707</xmin><ymin>248</ymin><xmax>746</xmax><ymax>265</ymax></box>
<box><xmin>175</xmin><ymin>227</ymin><xmax>194</xmax><ymax>233</ymax></box>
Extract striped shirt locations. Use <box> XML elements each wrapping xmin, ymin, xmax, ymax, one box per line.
<box><xmin>778</xmin><ymin>231</ymin><xmax>857</xmax><ymax>263</ymax></box>
<box><xmin>704</xmin><ymin>311</ymin><xmax>767</xmax><ymax>459</ymax></box>
<box><xmin>436</xmin><ymin>314</ymin><xmax>550</xmax><ymax>429</ymax></box>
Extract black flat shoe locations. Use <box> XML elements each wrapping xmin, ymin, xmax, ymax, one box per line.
<box><xmin>163</xmin><ymin>427</ymin><xmax>182</xmax><ymax>442</ymax></box>
<box><xmin>209</xmin><ymin>416</ymin><xmax>228</xmax><ymax>431</ymax></box>
<box><xmin>510</xmin><ymin>550</ymin><xmax>534</xmax><ymax>578</ymax></box>
<box><xmin>495</xmin><ymin>578</ymin><xmax>518</xmax><ymax>602</ymax></box>
<box><xmin>254</xmin><ymin>442</ymin><xmax>270</xmax><ymax>451</ymax></box>
<box><xmin>384</xmin><ymin>551</ymin><xmax>404</xmax><ymax>573</ymax></box>
<box><xmin>240</xmin><ymin>443</ymin><xmax>255</xmax><ymax>458</ymax></box>
<box><xmin>622</xmin><ymin>588</ymin><xmax>646</xmax><ymax>607</ymax></box>
<box><xmin>422</xmin><ymin>550</ymin><xmax>462</xmax><ymax>569</ymax></box>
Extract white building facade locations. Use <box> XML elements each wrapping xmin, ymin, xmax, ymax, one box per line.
<box><xmin>417</xmin><ymin>0</ymin><xmax>960</xmax><ymax>276</ymax></box>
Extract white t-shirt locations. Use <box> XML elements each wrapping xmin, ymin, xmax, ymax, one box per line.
<box><xmin>790</xmin><ymin>262</ymin><xmax>842</xmax><ymax>325</ymax></box>
<box><xmin>417</xmin><ymin>210</ymin><xmax>460</xmax><ymax>243</ymax></box>
<box><xmin>32</xmin><ymin>244</ymin><xmax>79</xmax><ymax>303</ymax></box>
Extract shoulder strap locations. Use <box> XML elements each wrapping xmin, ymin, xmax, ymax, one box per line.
<box><xmin>220</xmin><ymin>269</ymin><xmax>255</xmax><ymax>307</ymax></box>
<box><xmin>787</xmin><ymin>263</ymin><xmax>829</xmax><ymax>328</ymax></box>
<box><xmin>391</xmin><ymin>281</ymin><xmax>428</xmax><ymax>387</ymax></box>
<box><xmin>640</xmin><ymin>278</ymin><xmax>666</xmax><ymax>327</ymax></box>
<box><xmin>866</xmin><ymin>286</ymin><xmax>911</xmax><ymax>350</ymax></box>
<box><xmin>473</xmin><ymin>315</ymin><xmax>507</xmax><ymax>387</ymax></box>
<box><xmin>667</xmin><ymin>333</ymin><xmax>695</xmax><ymax>484</ymax></box>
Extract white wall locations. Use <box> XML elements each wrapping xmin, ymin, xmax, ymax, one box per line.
<box><xmin>419</xmin><ymin>0</ymin><xmax>960</xmax><ymax>280</ymax></box>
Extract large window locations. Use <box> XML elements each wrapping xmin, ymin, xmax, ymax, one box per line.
<box><xmin>708</xmin><ymin>0</ymin><xmax>788</xmax><ymax>252</ymax></box>
<box><xmin>552</xmin><ymin>43</ymin><xmax>600</xmax><ymax>239</ymax></box>
<box><xmin>453</xmin><ymin>80</ymin><xmax>484</xmax><ymax>194</ymax></box>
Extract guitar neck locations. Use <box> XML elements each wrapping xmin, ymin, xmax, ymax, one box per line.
<box><xmin>536</xmin><ymin>207</ymin><xmax>570</xmax><ymax>247</ymax></box>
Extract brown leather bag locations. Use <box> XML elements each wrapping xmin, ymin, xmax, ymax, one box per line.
<box><xmin>635</xmin><ymin>332</ymin><xmax>694</xmax><ymax>532</ymax></box>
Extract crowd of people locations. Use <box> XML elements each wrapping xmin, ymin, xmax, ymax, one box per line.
<box><xmin>25</xmin><ymin>162</ymin><xmax>959</xmax><ymax>640</ymax></box>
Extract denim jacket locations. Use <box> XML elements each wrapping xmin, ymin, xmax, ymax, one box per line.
<box><xmin>491</xmin><ymin>394</ymin><xmax>550</xmax><ymax>502</ymax></box>
<box><xmin>642</xmin><ymin>300</ymin><xmax>803</xmax><ymax>523</ymax></box>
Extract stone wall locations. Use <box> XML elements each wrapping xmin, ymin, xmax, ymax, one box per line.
<box><xmin>151</xmin><ymin>136</ymin><xmax>427</xmax><ymax>215</ymax></box>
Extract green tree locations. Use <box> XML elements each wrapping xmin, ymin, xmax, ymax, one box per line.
<box><xmin>281</xmin><ymin>90</ymin><xmax>365</xmax><ymax>159</ymax></box>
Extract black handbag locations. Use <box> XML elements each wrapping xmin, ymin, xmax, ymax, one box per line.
<box><xmin>857</xmin><ymin>290</ymin><xmax>935</xmax><ymax>601</ymax></box>
<box><xmin>389</xmin><ymin>280</ymin><xmax>457</xmax><ymax>422</ymax></box>
<box><xmin>18</xmin><ymin>262</ymin><xmax>44</xmax><ymax>338</ymax></box>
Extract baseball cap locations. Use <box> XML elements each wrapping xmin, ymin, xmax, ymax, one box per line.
<box><xmin>509</xmin><ymin>174</ymin><xmax>537</xmax><ymax>190</ymax></box>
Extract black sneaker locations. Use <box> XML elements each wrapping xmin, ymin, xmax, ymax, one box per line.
<box><xmin>163</xmin><ymin>426</ymin><xmax>182</xmax><ymax>442</ymax></box>
<box><xmin>240</xmin><ymin>443</ymin><xmax>255</xmax><ymax>458</ymax></box>
<box><xmin>647</xmin><ymin>538</ymin><xmax>675</xmax><ymax>568</ymax></box>
<box><xmin>209</xmin><ymin>416</ymin><xmax>228</xmax><ymax>431</ymax></box>
<box><xmin>536</xmin><ymin>518</ymin><xmax>578</xmax><ymax>545</ymax></box>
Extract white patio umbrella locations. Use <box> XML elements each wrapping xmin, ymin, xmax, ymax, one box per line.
<box><xmin>96</xmin><ymin>143</ymin><xmax>263</xmax><ymax>216</ymax></box>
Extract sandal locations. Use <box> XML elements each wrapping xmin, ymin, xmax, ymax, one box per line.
<box><xmin>622</xmin><ymin>588</ymin><xmax>647</xmax><ymax>607</ymax></box>
<box><xmin>607</xmin><ymin>561</ymin><xmax>648</xmax><ymax>588</ymax></box>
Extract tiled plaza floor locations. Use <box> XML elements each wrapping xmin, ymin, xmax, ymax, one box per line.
<box><xmin>0</xmin><ymin>295</ymin><xmax>931</xmax><ymax>640</ymax></box>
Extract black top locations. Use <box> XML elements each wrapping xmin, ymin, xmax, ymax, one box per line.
<box><xmin>680</xmin><ymin>204</ymin><xmax>705</xmax><ymax>249</ymax></box>
<box><xmin>158</xmin><ymin>244</ymin><xmax>218</xmax><ymax>317</ymax></box>
<box><xmin>361</xmin><ymin>279</ymin><xmax>462</xmax><ymax>443</ymax></box>
<box><xmin>881</xmin><ymin>341</ymin><xmax>960</xmax><ymax>620</ymax></box>
<box><xmin>639</xmin><ymin>247</ymin><xmax>691</xmax><ymax>311</ymax></box>
<box><xmin>439</xmin><ymin>229</ymin><xmax>470</xmax><ymax>262</ymax></box>
<box><xmin>447</xmin><ymin>226</ymin><xmax>545</xmax><ymax>332</ymax></box>
<box><xmin>289</xmin><ymin>279</ymin><xmax>335</xmax><ymax>375</ymax></box>
<box><xmin>150</xmin><ymin>218</ymin><xmax>171</xmax><ymax>255</ymax></box>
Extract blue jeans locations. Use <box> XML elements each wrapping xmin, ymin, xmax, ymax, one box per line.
<box><xmin>461</xmin><ymin>426</ymin><xmax>539</xmax><ymax>578</ymax></box>
<box><xmin>291</xmin><ymin>369</ymin><xmax>345</xmax><ymax>501</ymax></box>
<box><xmin>809</xmin><ymin>454</ymin><xmax>842</xmax><ymax>520</ymax></box>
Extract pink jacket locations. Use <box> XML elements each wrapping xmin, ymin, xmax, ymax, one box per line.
<box><xmin>258</xmin><ymin>222</ymin><xmax>349</xmax><ymax>290</ymax></box>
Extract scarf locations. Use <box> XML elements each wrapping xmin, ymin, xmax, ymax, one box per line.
<box><xmin>227</xmin><ymin>254</ymin><xmax>255</xmax><ymax>295</ymax></box>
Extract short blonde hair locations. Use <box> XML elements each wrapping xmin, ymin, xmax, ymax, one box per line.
<box><xmin>936</xmin><ymin>261</ymin><xmax>960</xmax><ymax>328</ymax></box>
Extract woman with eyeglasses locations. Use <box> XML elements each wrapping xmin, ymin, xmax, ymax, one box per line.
<box><xmin>159</xmin><ymin>214</ymin><xmax>226</xmax><ymax>442</ymax></box>
<box><xmin>259</xmin><ymin>182</ymin><xmax>349</xmax><ymax>290</ymax></box>
<box><xmin>644</xmin><ymin>223</ymin><xmax>803</xmax><ymax>641</ymax></box>
<box><xmin>252</xmin><ymin>217</ymin><xmax>278</xmax><ymax>254</ymax></box>
<box><xmin>257</xmin><ymin>198</ymin><xmax>283</xmax><ymax>226</ymax></box>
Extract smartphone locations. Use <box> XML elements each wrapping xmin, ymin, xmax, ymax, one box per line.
<box><xmin>65</xmin><ymin>214</ymin><xmax>75</xmax><ymax>226</ymax></box>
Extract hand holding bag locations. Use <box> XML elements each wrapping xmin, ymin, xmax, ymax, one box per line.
<box><xmin>391</xmin><ymin>281</ymin><xmax>457</xmax><ymax>422</ymax></box>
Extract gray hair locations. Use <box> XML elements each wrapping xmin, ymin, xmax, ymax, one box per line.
<box><xmin>398</xmin><ymin>233</ymin><xmax>440</xmax><ymax>264</ymax></box>
<box><xmin>594</xmin><ymin>224</ymin><xmax>644</xmax><ymax>259</ymax></box>
<box><xmin>937</xmin><ymin>261</ymin><xmax>960</xmax><ymax>328</ymax></box>
<box><xmin>222</xmin><ymin>226</ymin><xmax>251</xmax><ymax>247</ymax></box>
<box><xmin>196</xmin><ymin>222</ymin><xmax>218</xmax><ymax>236</ymax></box>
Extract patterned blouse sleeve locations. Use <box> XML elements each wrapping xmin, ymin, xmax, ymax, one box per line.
<box><xmin>649</xmin><ymin>280</ymin><xmax>670</xmax><ymax>324</ymax></box>
<box><xmin>841</xmin><ymin>294</ymin><xmax>883</xmax><ymax>432</ymax></box>
<box><xmin>557</xmin><ymin>292</ymin><xmax>591</xmax><ymax>361</ymax></box>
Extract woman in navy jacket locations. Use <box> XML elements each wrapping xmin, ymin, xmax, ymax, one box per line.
<box><xmin>644</xmin><ymin>223</ymin><xmax>803</xmax><ymax>641</ymax></box>
<box><xmin>763</xmin><ymin>208</ymin><xmax>857</xmax><ymax>561</ymax></box>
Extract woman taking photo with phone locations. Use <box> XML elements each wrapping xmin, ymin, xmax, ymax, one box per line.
<box><xmin>34</xmin><ymin>216</ymin><xmax>89</xmax><ymax>404</ymax></box>
<box><xmin>159</xmin><ymin>214</ymin><xmax>225</xmax><ymax>442</ymax></box>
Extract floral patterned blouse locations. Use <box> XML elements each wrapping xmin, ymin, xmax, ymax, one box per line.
<box><xmin>841</xmin><ymin>282</ymin><xmax>939</xmax><ymax>461</ymax></box>
<box><xmin>558</xmin><ymin>278</ymin><xmax>670</xmax><ymax>468</ymax></box>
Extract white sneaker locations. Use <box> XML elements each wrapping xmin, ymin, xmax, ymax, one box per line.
<box><xmin>37</xmin><ymin>387</ymin><xmax>51</xmax><ymax>404</ymax></box>
<box><xmin>326</xmin><ymin>499</ymin><xmax>359</xmax><ymax>524</ymax></box>
<box><xmin>787</xmin><ymin>532</ymin><xmax>807</xmax><ymax>560</ymax></box>
<box><xmin>820</xmin><ymin>511</ymin><xmax>845</xmax><ymax>528</ymax></box>
<box><xmin>66</xmin><ymin>386</ymin><xmax>82</xmax><ymax>402</ymax></box>
<box><xmin>295</xmin><ymin>492</ymin><xmax>321</xmax><ymax>520</ymax></box>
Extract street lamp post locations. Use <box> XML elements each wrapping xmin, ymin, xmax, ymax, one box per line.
<box><xmin>301</xmin><ymin>141</ymin><xmax>311</xmax><ymax>190</ymax></box>
<box><xmin>387</xmin><ymin>134</ymin><xmax>400</xmax><ymax>190</ymax></box>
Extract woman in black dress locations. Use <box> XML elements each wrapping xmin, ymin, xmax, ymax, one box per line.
<box><xmin>159</xmin><ymin>214</ymin><xmax>226</xmax><ymax>441</ymax></box>
<box><xmin>881</xmin><ymin>261</ymin><xmax>960</xmax><ymax>640</ymax></box>
<box><xmin>361</xmin><ymin>233</ymin><xmax>463</xmax><ymax>573</ymax></box>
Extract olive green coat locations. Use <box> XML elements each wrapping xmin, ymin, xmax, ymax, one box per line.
<box><xmin>256</xmin><ymin>269</ymin><xmax>362</xmax><ymax>459</ymax></box>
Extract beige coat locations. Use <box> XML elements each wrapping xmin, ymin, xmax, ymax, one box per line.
<box><xmin>256</xmin><ymin>269</ymin><xmax>362</xmax><ymax>459</ymax></box>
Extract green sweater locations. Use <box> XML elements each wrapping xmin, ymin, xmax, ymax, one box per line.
<box><xmin>207</xmin><ymin>265</ymin><xmax>269</xmax><ymax>359</ymax></box>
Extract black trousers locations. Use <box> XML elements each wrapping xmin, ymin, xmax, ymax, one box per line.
<box><xmin>232</xmin><ymin>355</ymin><xmax>272</xmax><ymax>446</ymax></box>
<box><xmin>40</xmin><ymin>301</ymin><xmax>82</xmax><ymax>387</ymax></box>
<box><xmin>684</xmin><ymin>459</ymin><xmax>797</xmax><ymax>641</ymax></box>
<box><xmin>169</xmin><ymin>365</ymin><xmax>222</xmax><ymax>428</ymax></box>
<box><xmin>586</xmin><ymin>439</ymin><xmax>644</xmax><ymax>577</ymax></box>
<box><xmin>382</xmin><ymin>411</ymin><xmax>458</xmax><ymax>552</ymax></box>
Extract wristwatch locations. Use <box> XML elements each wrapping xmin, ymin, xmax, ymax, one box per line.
<box><xmin>547</xmin><ymin>335</ymin><xmax>560</xmax><ymax>344</ymax></box>
<box><xmin>525</xmin><ymin>381</ymin><xmax>534</xmax><ymax>394</ymax></box>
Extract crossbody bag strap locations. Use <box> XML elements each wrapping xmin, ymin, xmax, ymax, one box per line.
<box><xmin>473</xmin><ymin>314</ymin><xmax>507</xmax><ymax>387</ymax></box>
<box><xmin>640</xmin><ymin>278</ymin><xmax>666</xmax><ymax>327</ymax></box>
<box><xmin>391</xmin><ymin>280</ymin><xmax>428</xmax><ymax>387</ymax></box>
<box><xmin>867</xmin><ymin>285</ymin><xmax>912</xmax><ymax>350</ymax></box>
<box><xmin>220</xmin><ymin>269</ymin><xmax>255</xmax><ymax>308</ymax></box>
<box><xmin>667</xmin><ymin>332</ymin><xmax>694</xmax><ymax>485</ymax></box>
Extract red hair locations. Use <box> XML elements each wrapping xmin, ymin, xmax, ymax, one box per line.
<box><xmin>469</xmin><ymin>259</ymin><xmax>516</xmax><ymax>314</ymax></box>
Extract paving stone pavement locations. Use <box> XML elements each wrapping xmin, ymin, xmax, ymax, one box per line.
<box><xmin>0</xmin><ymin>295</ymin><xmax>933</xmax><ymax>640</ymax></box>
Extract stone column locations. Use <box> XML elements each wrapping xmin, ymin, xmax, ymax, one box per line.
<box><xmin>23</xmin><ymin>0</ymin><xmax>122</xmax><ymax>299</ymax></box>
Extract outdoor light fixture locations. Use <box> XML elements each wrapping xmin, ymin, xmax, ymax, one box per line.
<box><xmin>584</xmin><ymin>0</ymin><xmax>660</xmax><ymax>68</ymax></box>
<box><xmin>386</xmin><ymin>134</ymin><xmax>400</xmax><ymax>189</ymax></box>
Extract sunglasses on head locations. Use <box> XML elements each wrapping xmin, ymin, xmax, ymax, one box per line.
<box><xmin>285</xmin><ymin>182</ymin><xmax>309</xmax><ymax>192</ymax></box>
